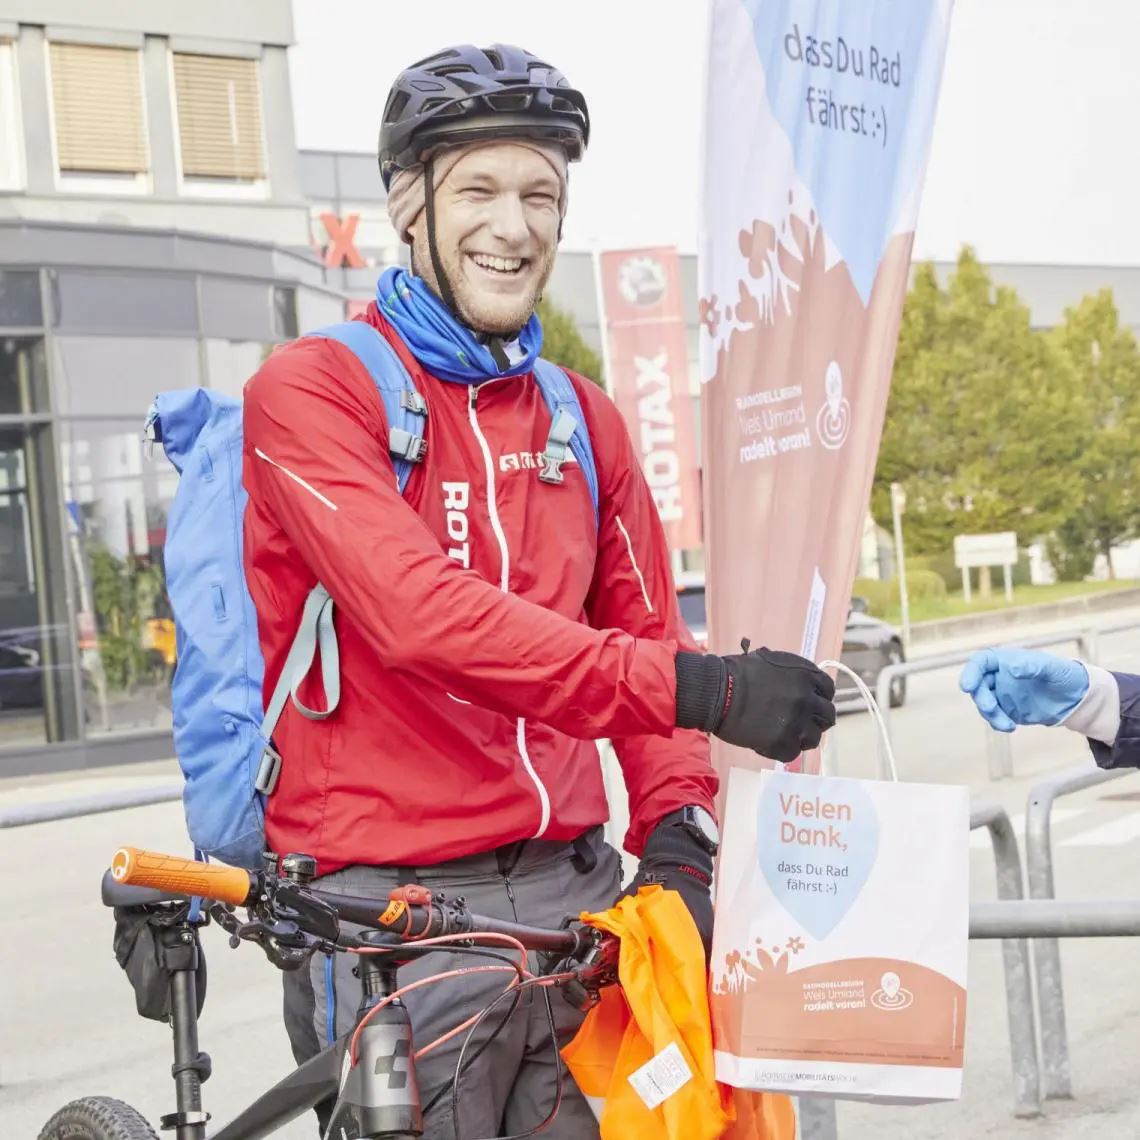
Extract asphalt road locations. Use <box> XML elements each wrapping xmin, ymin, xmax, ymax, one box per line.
<box><xmin>5</xmin><ymin>619</ymin><xmax>1140</xmax><ymax>1138</ymax></box>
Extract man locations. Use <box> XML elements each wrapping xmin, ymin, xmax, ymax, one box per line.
<box><xmin>960</xmin><ymin>647</ymin><xmax>1139</xmax><ymax>767</ymax></box>
<box><xmin>243</xmin><ymin>44</ymin><xmax>836</xmax><ymax>1138</ymax></box>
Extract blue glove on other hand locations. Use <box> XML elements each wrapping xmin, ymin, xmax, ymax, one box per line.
<box><xmin>958</xmin><ymin>648</ymin><xmax>1090</xmax><ymax>733</ymax></box>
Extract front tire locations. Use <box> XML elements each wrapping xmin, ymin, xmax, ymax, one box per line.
<box><xmin>886</xmin><ymin>642</ymin><xmax>907</xmax><ymax>708</ymax></box>
<box><xmin>38</xmin><ymin>1097</ymin><xmax>158</xmax><ymax>1140</ymax></box>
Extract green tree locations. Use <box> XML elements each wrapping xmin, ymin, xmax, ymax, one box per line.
<box><xmin>537</xmin><ymin>296</ymin><xmax>604</xmax><ymax>387</ymax></box>
<box><xmin>88</xmin><ymin>543</ymin><xmax>166</xmax><ymax>690</ymax></box>
<box><xmin>872</xmin><ymin>248</ymin><xmax>1081</xmax><ymax>553</ymax></box>
<box><xmin>1049</xmin><ymin>290</ymin><xmax>1140</xmax><ymax>579</ymax></box>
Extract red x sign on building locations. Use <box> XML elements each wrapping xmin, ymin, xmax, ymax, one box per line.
<box><xmin>319</xmin><ymin>211</ymin><xmax>366</xmax><ymax>268</ymax></box>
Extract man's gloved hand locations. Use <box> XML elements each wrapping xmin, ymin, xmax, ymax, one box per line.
<box><xmin>674</xmin><ymin>644</ymin><xmax>837</xmax><ymax>762</ymax></box>
<box><xmin>958</xmin><ymin>648</ymin><xmax>1089</xmax><ymax>733</ymax></box>
<box><xmin>620</xmin><ymin>816</ymin><xmax>714</xmax><ymax>957</ymax></box>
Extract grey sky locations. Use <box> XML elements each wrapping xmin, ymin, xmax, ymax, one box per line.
<box><xmin>289</xmin><ymin>0</ymin><xmax>1140</xmax><ymax>264</ymax></box>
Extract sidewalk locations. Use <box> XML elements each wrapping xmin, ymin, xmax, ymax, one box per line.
<box><xmin>0</xmin><ymin>757</ymin><xmax>179</xmax><ymax>809</ymax></box>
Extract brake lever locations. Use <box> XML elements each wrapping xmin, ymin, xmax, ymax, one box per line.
<box><xmin>232</xmin><ymin>915</ymin><xmax>323</xmax><ymax>970</ymax></box>
<box><xmin>540</xmin><ymin>925</ymin><xmax>620</xmax><ymax>1012</ymax></box>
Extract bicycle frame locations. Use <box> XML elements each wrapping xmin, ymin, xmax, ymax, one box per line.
<box><xmin>162</xmin><ymin>918</ymin><xmax>423</xmax><ymax>1140</ymax></box>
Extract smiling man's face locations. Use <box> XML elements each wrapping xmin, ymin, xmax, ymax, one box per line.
<box><xmin>410</xmin><ymin>143</ymin><xmax>562</xmax><ymax>335</ymax></box>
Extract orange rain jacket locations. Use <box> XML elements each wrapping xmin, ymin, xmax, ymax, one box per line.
<box><xmin>563</xmin><ymin>886</ymin><xmax>795</xmax><ymax>1140</ymax></box>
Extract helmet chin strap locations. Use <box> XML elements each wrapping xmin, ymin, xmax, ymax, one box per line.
<box><xmin>423</xmin><ymin>155</ymin><xmax>513</xmax><ymax>372</ymax></box>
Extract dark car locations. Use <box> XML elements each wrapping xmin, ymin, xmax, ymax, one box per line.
<box><xmin>674</xmin><ymin>575</ymin><xmax>907</xmax><ymax>710</ymax></box>
<box><xmin>0</xmin><ymin>624</ymin><xmax>75</xmax><ymax>712</ymax></box>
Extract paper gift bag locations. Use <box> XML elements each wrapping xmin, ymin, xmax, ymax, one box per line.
<box><xmin>710</xmin><ymin>766</ymin><xmax>969</xmax><ymax>1104</ymax></box>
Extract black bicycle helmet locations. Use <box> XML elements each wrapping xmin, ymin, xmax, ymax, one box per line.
<box><xmin>378</xmin><ymin>43</ymin><xmax>590</xmax><ymax>188</ymax></box>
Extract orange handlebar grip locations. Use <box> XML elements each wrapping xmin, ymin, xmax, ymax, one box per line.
<box><xmin>111</xmin><ymin>846</ymin><xmax>253</xmax><ymax>907</ymax></box>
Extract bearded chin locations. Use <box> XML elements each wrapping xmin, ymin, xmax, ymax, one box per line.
<box><xmin>413</xmin><ymin>238</ymin><xmax>556</xmax><ymax>336</ymax></box>
<box><xmin>457</xmin><ymin>292</ymin><xmax>538</xmax><ymax>336</ymax></box>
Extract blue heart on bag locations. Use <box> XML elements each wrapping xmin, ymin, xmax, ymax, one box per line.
<box><xmin>743</xmin><ymin>0</ymin><xmax>942</xmax><ymax>302</ymax></box>
<box><xmin>757</xmin><ymin>771</ymin><xmax>879</xmax><ymax>940</ymax></box>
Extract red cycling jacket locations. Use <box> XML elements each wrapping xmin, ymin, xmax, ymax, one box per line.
<box><xmin>241</xmin><ymin>304</ymin><xmax>716</xmax><ymax>873</ymax></box>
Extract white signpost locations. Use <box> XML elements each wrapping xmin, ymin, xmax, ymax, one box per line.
<box><xmin>954</xmin><ymin>532</ymin><xmax>1018</xmax><ymax>603</ymax></box>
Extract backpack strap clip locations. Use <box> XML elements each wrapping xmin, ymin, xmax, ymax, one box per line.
<box><xmin>389</xmin><ymin>429</ymin><xmax>429</xmax><ymax>464</ymax></box>
<box><xmin>400</xmin><ymin>389</ymin><xmax>429</xmax><ymax>417</ymax></box>
<box><xmin>538</xmin><ymin>408</ymin><xmax>578</xmax><ymax>487</ymax></box>
<box><xmin>254</xmin><ymin>744</ymin><xmax>283</xmax><ymax>797</ymax></box>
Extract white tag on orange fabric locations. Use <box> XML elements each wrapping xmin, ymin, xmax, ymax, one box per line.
<box><xmin>627</xmin><ymin>1041</ymin><xmax>693</xmax><ymax>1110</ymax></box>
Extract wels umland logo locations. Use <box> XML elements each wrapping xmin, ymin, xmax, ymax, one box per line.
<box><xmin>816</xmin><ymin>361</ymin><xmax>851</xmax><ymax>451</ymax></box>
<box><xmin>618</xmin><ymin>256</ymin><xmax>668</xmax><ymax>308</ymax></box>
<box><xmin>871</xmin><ymin>970</ymin><xmax>914</xmax><ymax>1011</ymax></box>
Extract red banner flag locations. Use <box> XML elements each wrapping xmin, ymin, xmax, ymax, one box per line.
<box><xmin>598</xmin><ymin>247</ymin><xmax>702</xmax><ymax>552</ymax></box>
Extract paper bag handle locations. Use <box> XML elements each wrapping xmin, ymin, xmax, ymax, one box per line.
<box><xmin>818</xmin><ymin>659</ymin><xmax>900</xmax><ymax>782</ymax></box>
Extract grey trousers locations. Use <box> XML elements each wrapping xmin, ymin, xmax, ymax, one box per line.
<box><xmin>281</xmin><ymin>826</ymin><xmax>623</xmax><ymax>1139</ymax></box>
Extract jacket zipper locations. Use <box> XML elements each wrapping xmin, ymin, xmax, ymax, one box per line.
<box><xmin>467</xmin><ymin>382</ymin><xmax>552</xmax><ymax>839</ymax></box>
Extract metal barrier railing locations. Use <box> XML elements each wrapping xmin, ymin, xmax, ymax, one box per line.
<box><xmin>1024</xmin><ymin>762</ymin><xmax>1139</xmax><ymax>1100</ymax></box>
<box><xmin>970</xmin><ymin>799</ymin><xmax>1041</xmax><ymax>1118</ymax></box>
<box><xmin>971</xmin><ymin>899</ymin><xmax>1140</xmax><ymax>938</ymax></box>
<box><xmin>801</xmin><ymin>897</ymin><xmax>1140</xmax><ymax>1139</ymax></box>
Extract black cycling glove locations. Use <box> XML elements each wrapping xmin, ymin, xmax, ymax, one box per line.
<box><xmin>675</xmin><ymin>642</ymin><xmax>837</xmax><ymax>762</ymax></box>
<box><xmin>620</xmin><ymin>817</ymin><xmax>715</xmax><ymax>958</ymax></box>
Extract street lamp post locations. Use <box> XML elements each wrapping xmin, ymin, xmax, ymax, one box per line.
<box><xmin>891</xmin><ymin>482</ymin><xmax>911</xmax><ymax>653</ymax></box>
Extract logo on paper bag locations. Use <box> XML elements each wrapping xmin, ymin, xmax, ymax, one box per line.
<box><xmin>757</xmin><ymin>774</ymin><xmax>879</xmax><ymax>939</ymax></box>
<box><xmin>871</xmin><ymin>970</ymin><xmax>914</xmax><ymax>1011</ymax></box>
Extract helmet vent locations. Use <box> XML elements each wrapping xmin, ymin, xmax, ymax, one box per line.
<box><xmin>486</xmin><ymin>92</ymin><xmax>534</xmax><ymax>113</ymax></box>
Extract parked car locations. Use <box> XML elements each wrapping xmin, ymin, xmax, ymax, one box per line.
<box><xmin>673</xmin><ymin>574</ymin><xmax>906</xmax><ymax>709</ymax></box>
<box><xmin>0</xmin><ymin>624</ymin><xmax>73</xmax><ymax>711</ymax></box>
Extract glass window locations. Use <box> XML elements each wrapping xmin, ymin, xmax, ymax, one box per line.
<box><xmin>0</xmin><ymin>337</ymin><xmax>49</xmax><ymax>415</ymax></box>
<box><xmin>0</xmin><ymin>271</ymin><xmax>43</xmax><ymax>328</ymax></box>
<box><xmin>173</xmin><ymin>54</ymin><xmax>266</xmax><ymax>182</ymax></box>
<box><xmin>48</xmin><ymin>42</ymin><xmax>149</xmax><ymax>176</ymax></box>
<box><xmin>199</xmin><ymin>277</ymin><xmax>274</xmax><ymax>341</ymax></box>
<box><xmin>60</xmin><ymin>419</ymin><xmax>176</xmax><ymax>736</ymax></box>
<box><xmin>0</xmin><ymin>42</ymin><xmax>23</xmax><ymax>191</ymax></box>
<box><xmin>273</xmin><ymin>286</ymin><xmax>298</xmax><ymax>340</ymax></box>
<box><xmin>203</xmin><ymin>339</ymin><xmax>271</xmax><ymax>397</ymax></box>
<box><xmin>52</xmin><ymin>336</ymin><xmax>199</xmax><ymax>417</ymax></box>
<box><xmin>49</xmin><ymin>270</ymin><xmax>198</xmax><ymax>334</ymax></box>
<box><xmin>0</xmin><ymin>425</ymin><xmax>80</xmax><ymax>746</ymax></box>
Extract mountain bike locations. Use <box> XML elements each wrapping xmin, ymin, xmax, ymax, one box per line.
<box><xmin>38</xmin><ymin>847</ymin><xmax>620</xmax><ymax>1140</ymax></box>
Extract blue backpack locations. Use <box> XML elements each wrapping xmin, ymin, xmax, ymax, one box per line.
<box><xmin>146</xmin><ymin>322</ymin><xmax>599</xmax><ymax>868</ymax></box>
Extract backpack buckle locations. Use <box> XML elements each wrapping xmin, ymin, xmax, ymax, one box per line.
<box><xmin>538</xmin><ymin>408</ymin><xmax>576</xmax><ymax>487</ymax></box>
<box><xmin>538</xmin><ymin>453</ymin><xmax>566</xmax><ymax>485</ymax></box>
<box><xmin>388</xmin><ymin>428</ymin><xmax>428</xmax><ymax>464</ymax></box>
<box><xmin>254</xmin><ymin>745</ymin><xmax>282</xmax><ymax>796</ymax></box>
<box><xmin>400</xmin><ymin>390</ymin><xmax>428</xmax><ymax>417</ymax></box>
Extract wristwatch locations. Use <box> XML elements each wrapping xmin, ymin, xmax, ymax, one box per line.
<box><xmin>662</xmin><ymin>805</ymin><xmax>720</xmax><ymax>855</ymax></box>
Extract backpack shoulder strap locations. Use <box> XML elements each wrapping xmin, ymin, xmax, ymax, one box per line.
<box><xmin>532</xmin><ymin>359</ymin><xmax>600</xmax><ymax>528</ymax></box>
<box><xmin>306</xmin><ymin>321</ymin><xmax>427</xmax><ymax>494</ymax></box>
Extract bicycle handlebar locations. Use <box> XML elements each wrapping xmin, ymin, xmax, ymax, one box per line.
<box><xmin>108</xmin><ymin>847</ymin><xmax>594</xmax><ymax>961</ymax></box>
<box><xmin>112</xmin><ymin>846</ymin><xmax>253</xmax><ymax>906</ymax></box>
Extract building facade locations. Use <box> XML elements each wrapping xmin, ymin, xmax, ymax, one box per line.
<box><xmin>4</xmin><ymin>1</ymin><xmax>1140</xmax><ymax>774</ymax></box>
<box><xmin>0</xmin><ymin>1</ymin><xmax>349</xmax><ymax>771</ymax></box>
